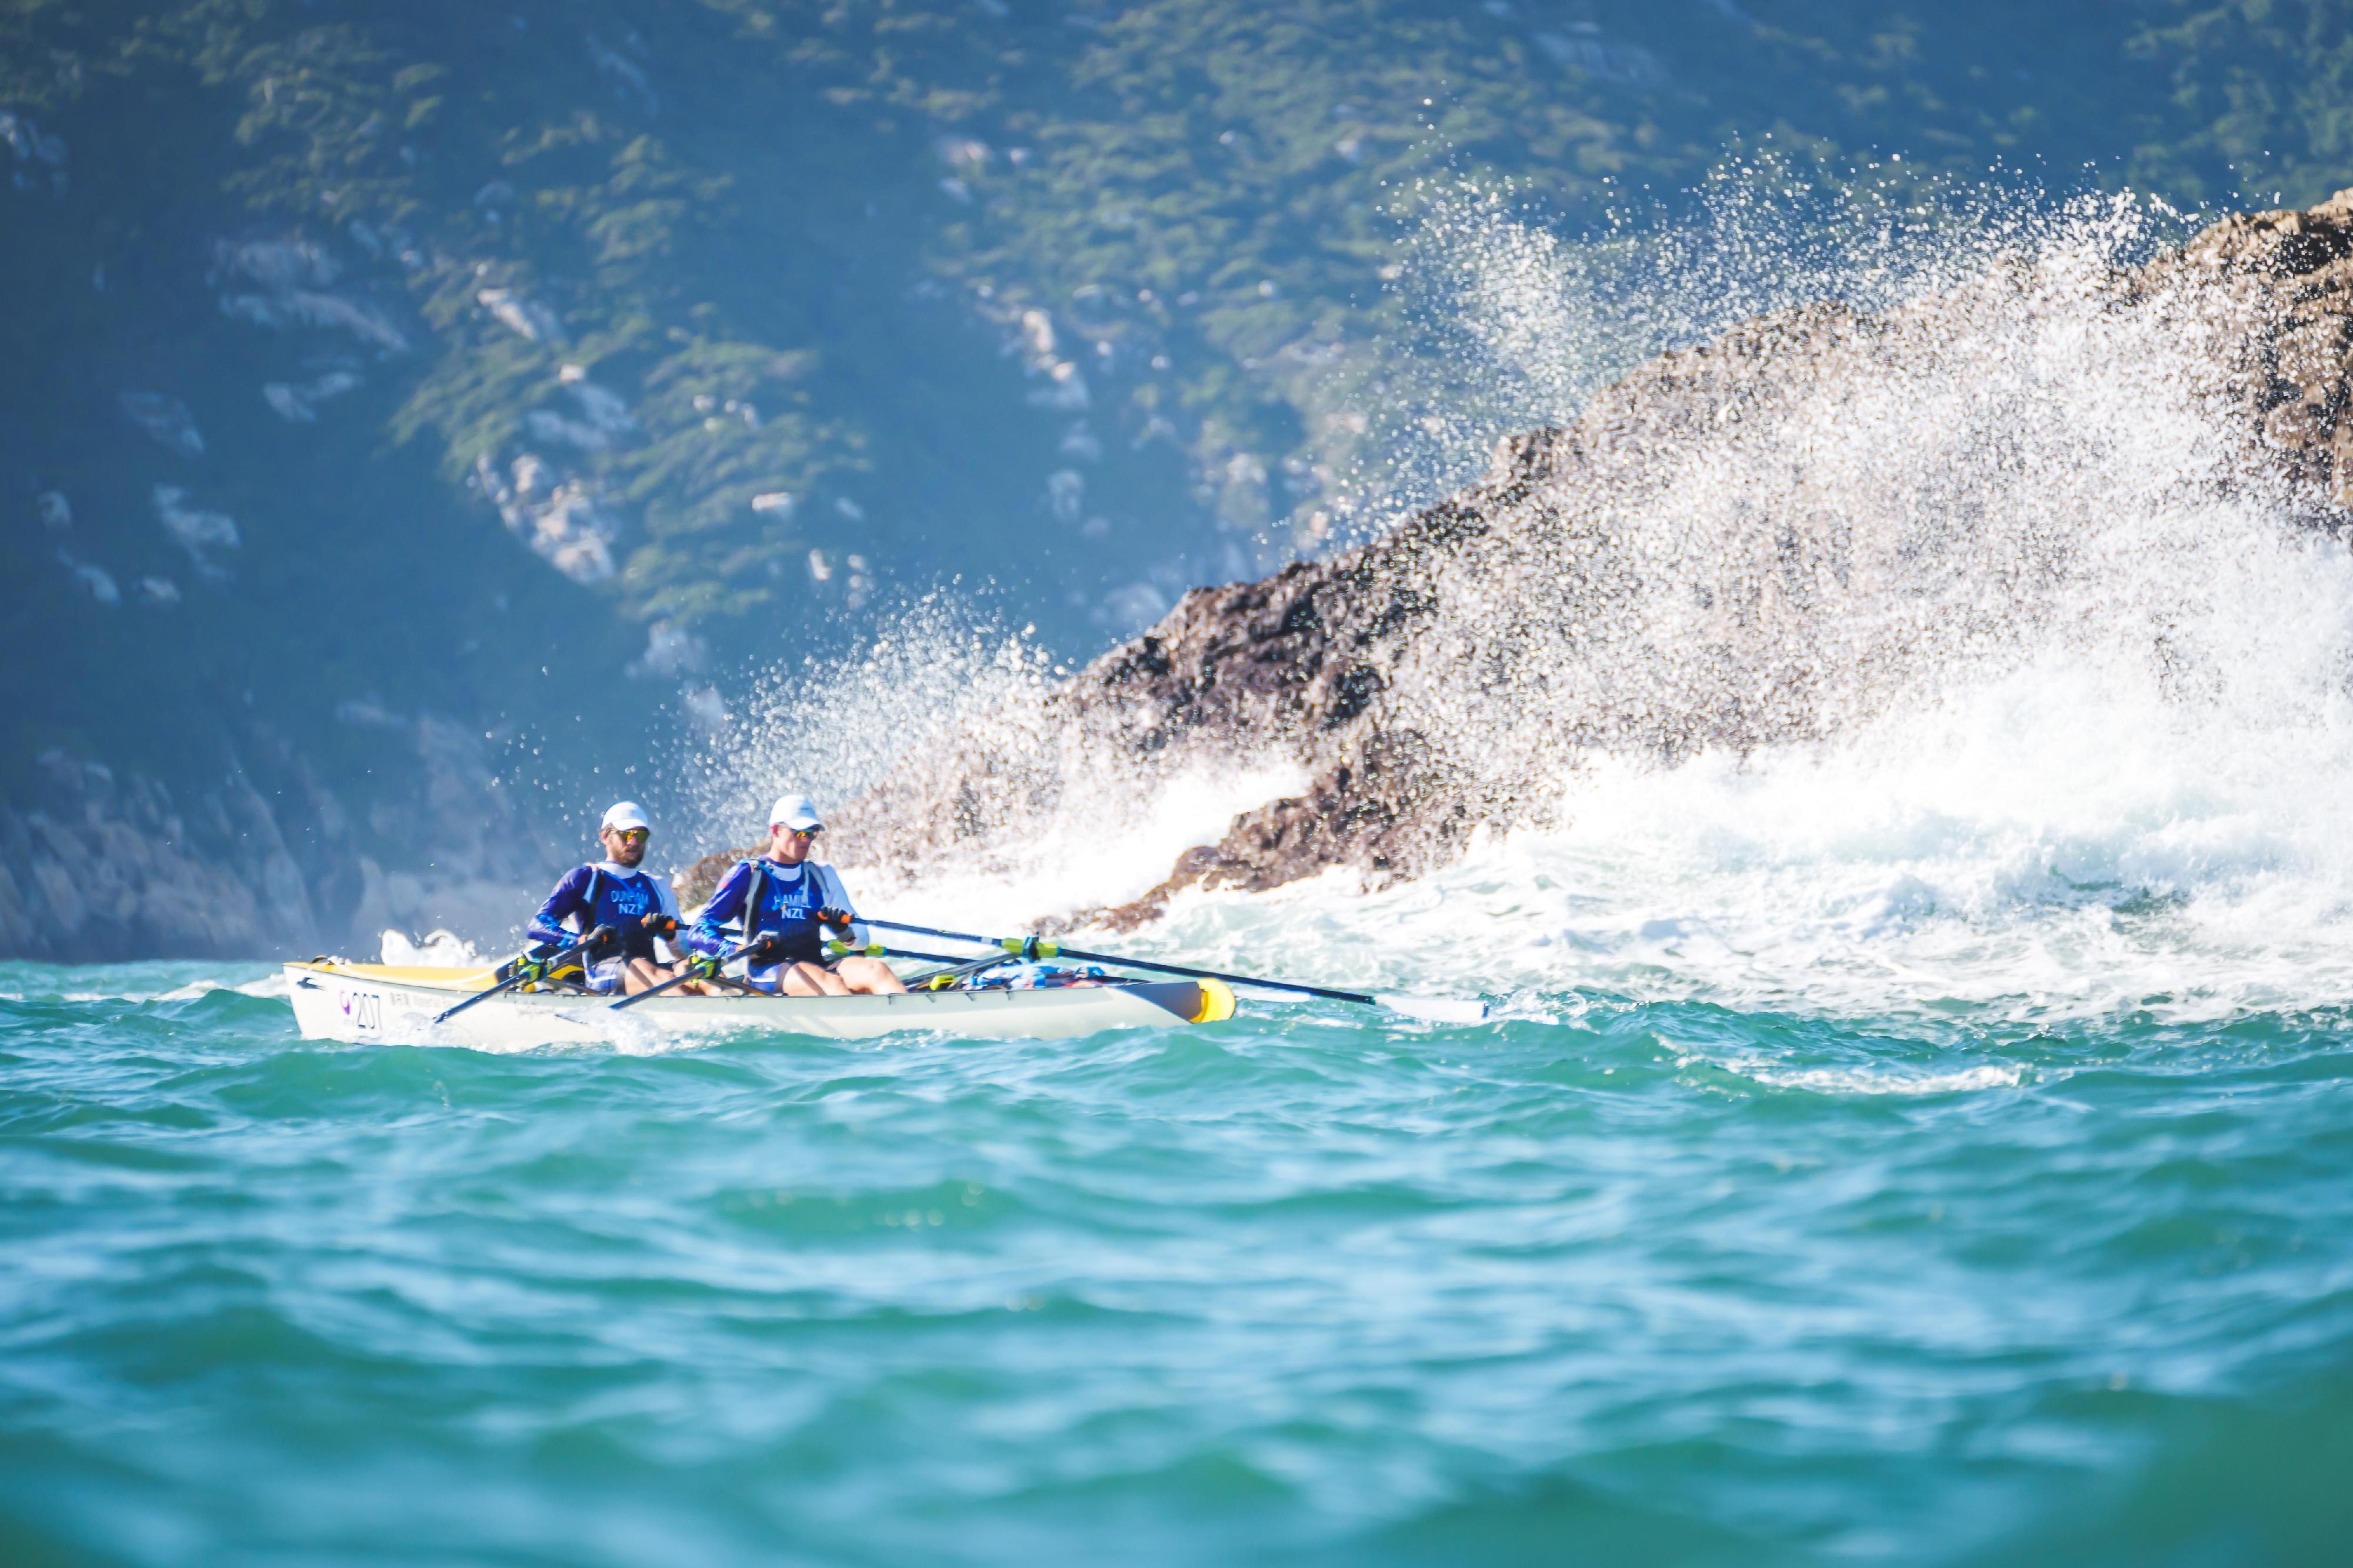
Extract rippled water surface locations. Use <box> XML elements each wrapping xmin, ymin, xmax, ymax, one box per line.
<box><xmin>6</xmin><ymin>954</ymin><xmax>2350</xmax><ymax>1566</ymax></box>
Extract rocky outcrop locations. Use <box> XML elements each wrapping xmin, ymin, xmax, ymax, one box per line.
<box><xmin>837</xmin><ymin>191</ymin><xmax>2353</xmax><ymax>926</ymax></box>
<box><xmin>2124</xmin><ymin>196</ymin><xmax>2353</xmax><ymax>504</ymax></box>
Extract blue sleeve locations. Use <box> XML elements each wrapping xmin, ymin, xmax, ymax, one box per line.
<box><xmin>526</xmin><ymin>866</ymin><xmax>593</xmax><ymax>948</ymax></box>
<box><xmin>685</xmin><ymin>862</ymin><xmax>753</xmax><ymax>957</ymax></box>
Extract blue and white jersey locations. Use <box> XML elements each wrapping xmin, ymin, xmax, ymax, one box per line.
<box><xmin>526</xmin><ymin>861</ymin><xmax>680</xmax><ymax>993</ymax></box>
<box><xmin>686</xmin><ymin>858</ymin><xmax>862</xmax><ymax>991</ymax></box>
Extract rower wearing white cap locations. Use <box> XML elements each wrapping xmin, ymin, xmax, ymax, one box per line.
<box><xmin>684</xmin><ymin>793</ymin><xmax>907</xmax><ymax>996</ymax></box>
<box><xmin>524</xmin><ymin>800</ymin><xmax>687</xmax><ymax>996</ymax></box>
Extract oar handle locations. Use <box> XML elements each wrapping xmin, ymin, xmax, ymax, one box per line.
<box><xmin>607</xmin><ymin>936</ymin><xmax>763</xmax><ymax>1010</ymax></box>
<box><xmin>432</xmin><ymin>969</ymin><xmax>527</xmax><ymax>1025</ymax></box>
<box><xmin>432</xmin><ymin>926</ymin><xmax>613</xmax><ymax>1025</ymax></box>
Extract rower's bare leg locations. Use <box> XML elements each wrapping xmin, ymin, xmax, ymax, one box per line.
<box><xmin>639</xmin><ymin>957</ymin><xmax>720</xmax><ymax>995</ymax></box>
<box><xmin>621</xmin><ymin>958</ymin><xmax>672</xmax><ymax>995</ymax></box>
<box><xmin>834</xmin><ymin>955</ymin><xmax>908</xmax><ymax>995</ymax></box>
<box><xmin>779</xmin><ymin>961</ymin><xmax>852</xmax><ymax>997</ymax></box>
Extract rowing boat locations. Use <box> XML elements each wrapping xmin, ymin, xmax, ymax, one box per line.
<box><xmin>282</xmin><ymin>959</ymin><xmax>1237</xmax><ymax>1050</ymax></box>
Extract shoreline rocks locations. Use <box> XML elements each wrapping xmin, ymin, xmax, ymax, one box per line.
<box><xmin>836</xmin><ymin>191</ymin><xmax>2353</xmax><ymax>929</ymax></box>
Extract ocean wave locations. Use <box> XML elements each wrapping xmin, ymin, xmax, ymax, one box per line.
<box><xmin>1675</xmin><ymin>1050</ymin><xmax>2027</xmax><ymax>1096</ymax></box>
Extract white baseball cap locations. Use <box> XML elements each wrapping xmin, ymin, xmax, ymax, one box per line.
<box><xmin>601</xmin><ymin>800</ymin><xmax>652</xmax><ymax>832</ymax></box>
<box><xmin>768</xmin><ymin>792</ymin><xmax>824</xmax><ymax>831</ymax></box>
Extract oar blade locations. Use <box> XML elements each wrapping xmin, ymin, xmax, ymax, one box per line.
<box><xmin>1375</xmin><ymin>993</ymin><xmax>1489</xmax><ymax>1025</ymax></box>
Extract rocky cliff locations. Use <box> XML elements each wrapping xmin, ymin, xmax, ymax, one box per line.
<box><xmin>0</xmin><ymin>722</ymin><xmax>561</xmax><ymax>965</ymax></box>
<box><xmin>833</xmin><ymin>191</ymin><xmax>2353</xmax><ymax>926</ymax></box>
<box><xmin>16</xmin><ymin>2</ymin><xmax>2353</xmax><ymax>963</ymax></box>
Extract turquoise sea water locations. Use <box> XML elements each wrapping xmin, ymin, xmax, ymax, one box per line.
<box><xmin>25</xmin><ymin>165</ymin><xmax>2353</xmax><ymax>1566</ymax></box>
<box><xmin>5</xmin><ymin>957</ymin><xmax>2350</xmax><ymax>1566</ymax></box>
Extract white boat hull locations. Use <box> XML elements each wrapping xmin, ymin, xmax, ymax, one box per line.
<box><xmin>282</xmin><ymin>960</ymin><xmax>1233</xmax><ymax>1050</ymax></box>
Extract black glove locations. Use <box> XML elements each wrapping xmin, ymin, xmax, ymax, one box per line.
<box><xmin>641</xmin><ymin>912</ymin><xmax>679</xmax><ymax>936</ymax></box>
<box><xmin>746</xmin><ymin>936</ymin><xmax>786</xmax><ymax>965</ymax></box>
<box><xmin>818</xmin><ymin>908</ymin><xmax>853</xmax><ymax>930</ymax></box>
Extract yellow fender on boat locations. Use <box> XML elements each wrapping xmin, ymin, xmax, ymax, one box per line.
<box><xmin>1190</xmin><ymin>978</ymin><xmax>1237</xmax><ymax>1023</ymax></box>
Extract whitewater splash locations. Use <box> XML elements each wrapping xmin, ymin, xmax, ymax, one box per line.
<box><xmin>676</xmin><ymin>174</ymin><xmax>2353</xmax><ymax>1023</ymax></box>
<box><xmin>669</xmin><ymin>594</ymin><xmax>1314</xmax><ymax>915</ymax></box>
<box><xmin>1371</xmin><ymin>164</ymin><xmax>2206</xmax><ymax>519</ymax></box>
<box><xmin>1361</xmin><ymin>178</ymin><xmax>2353</xmax><ymax>1020</ymax></box>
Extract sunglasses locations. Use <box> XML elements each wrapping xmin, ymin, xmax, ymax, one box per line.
<box><xmin>609</xmin><ymin>828</ymin><xmax>651</xmax><ymax>844</ymax></box>
<box><xmin>776</xmin><ymin>825</ymin><xmax>821</xmax><ymax>840</ymax></box>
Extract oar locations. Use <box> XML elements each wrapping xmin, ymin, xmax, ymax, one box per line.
<box><xmin>851</xmin><ymin>919</ymin><xmax>1489</xmax><ymax>1023</ymax></box>
<box><xmin>608</xmin><ymin>935</ymin><xmax>769</xmax><ymax>1010</ymax></box>
<box><xmin>826</xmin><ymin>940</ymin><xmax>1016</xmax><ymax>978</ymax></box>
<box><xmin>901</xmin><ymin>948</ymin><xmax>1016</xmax><ymax>989</ymax></box>
<box><xmin>615</xmin><ymin>935</ymin><xmax>992</xmax><ymax>1007</ymax></box>
<box><xmin>434</xmin><ymin>925</ymin><xmax>612</xmax><ymax>1025</ymax></box>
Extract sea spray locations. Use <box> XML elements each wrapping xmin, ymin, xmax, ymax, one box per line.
<box><xmin>1357</xmin><ymin>165</ymin><xmax>2198</xmax><ymax>545</ymax></box>
<box><xmin>668</xmin><ymin>592</ymin><xmax>1308</xmax><ymax>920</ymax></box>
<box><xmin>1368</xmin><ymin>186</ymin><xmax>2294</xmax><ymax>805</ymax></box>
<box><xmin>650</xmin><ymin>176</ymin><xmax>2353</xmax><ymax>1038</ymax></box>
<box><xmin>1310</xmin><ymin>175</ymin><xmax>2353</xmax><ymax>1020</ymax></box>
<box><xmin>671</xmin><ymin>592</ymin><xmax>1059</xmax><ymax>848</ymax></box>
<box><xmin>642</xmin><ymin>171</ymin><xmax>2349</xmax><ymax>1012</ymax></box>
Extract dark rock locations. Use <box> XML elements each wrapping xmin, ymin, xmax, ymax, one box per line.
<box><xmin>676</xmin><ymin>845</ymin><xmax>760</xmax><ymax>911</ymax></box>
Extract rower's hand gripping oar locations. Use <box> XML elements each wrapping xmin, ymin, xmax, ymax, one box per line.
<box><xmin>433</xmin><ymin>925</ymin><xmax>614</xmax><ymax>1025</ymax></box>
<box><xmin>611</xmin><ymin>910</ymin><xmax>866</xmax><ymax>1011</ymax></box>
<box><xmin>849</xmin><ymin>918</ymin><xmax>1489</xmax><ymax>1023</ymax></box>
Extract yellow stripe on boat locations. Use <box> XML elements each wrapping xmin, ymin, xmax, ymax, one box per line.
<box><xmin>293</xmin><ymin>960</ymin><xmax>502</xmax><ymax>990</ymax></box>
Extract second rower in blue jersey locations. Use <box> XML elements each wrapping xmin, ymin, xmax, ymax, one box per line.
<box><xmin>686</xmin><ymin>793</ymin><xmax>907</xmax><ymax>996</ymax></box>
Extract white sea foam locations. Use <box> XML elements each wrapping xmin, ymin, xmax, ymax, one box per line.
<box><xmin>849</xmin><ymin>757</ymin><xmax>1312</xmax><ymax>932</ymax></box>
<box><xmin>1246</xmin><ymin>185</ymin><xmax>2349</xmax><ymax>1022</ymax></box>
<box><xmin>674</xmin><ymin>594</ymin><xmax>1056</xmax><ymax>847</ymax></box>
<box><xmin>1201</xmin><ymin>501</ymin><xmax>2353</xmax><ymax>1022</ymax></box>
<box><xmin>17</xmin><ymin>968</ymin><xmax>284</xmax><ymax>1003</ymax></box>
<box><xmin>380</xmin><ymin>929</ymin><xmax>484</xmax><ymax>968</ymax></box>
<box><xmin>1675</xmin><ymin>1052</ymin><xmax>2026</xmax><ymax>1095</ymax></box>
<box><xmin>161</xmin><ymin>974</ymin><xmax>292</xmax><ymax>1000</ymax></box>
<box><xmin>1308</xmin><ymin>176</ymin><xmax>2353</xmax><ymax>1024</ymax></box>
